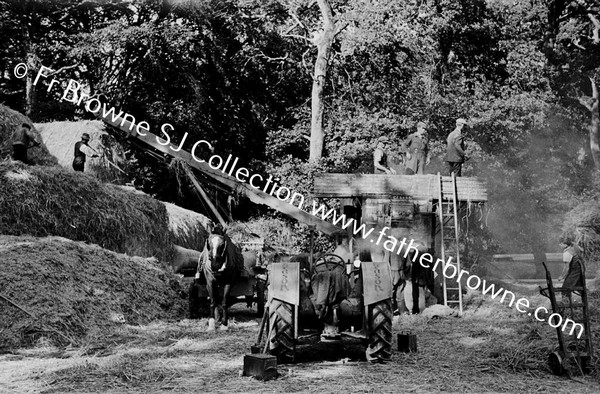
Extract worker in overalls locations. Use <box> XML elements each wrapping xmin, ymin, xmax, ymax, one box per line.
<box><xmin>403</xmin><ymin>122</ymin><xmax>430</xmax><ymax>175</ymax></box>
<box><xmin>332</xmin><ymin>231</ymin><xmax>355</xmax><ymax>275</ymax></box>
<box><xmin>373</xmin><ymin>136</ymin><xmax>396</xmax><ymax>174</ymax></box>
<box><xmin>558</xmin><ymin>234</ymin><xmax>585</xmax><ymax>303</ymax></box>
<box><xmin>72</xmin><ymin>133</ymin><xmax>99</xmax><ymax>172</ymax></box>
<box><xmin>445</xmin><ymin>118</ymin><xmax>468</xmax><ymax>177</ymax></box>
<box><xmin>12</xmin><ymin>123</ymin><xmax>40</xmax><ymax>163</ymax></box>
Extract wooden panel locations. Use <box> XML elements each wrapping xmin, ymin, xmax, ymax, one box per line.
<box><xmin>314</xmin><ymin>174</ymin><xmax>487</xmax><ymax>202</ymax></box>
<box><xmin>270</xmin><ymin>262</ymin><xmax>300</xmax><ymax>306</ymax></box>
<box><xmin>362</xmin><ymin>261</ymin><xmax>393</xmax><ymax>305</ymax></box>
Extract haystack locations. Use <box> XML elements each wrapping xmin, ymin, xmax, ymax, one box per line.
<box><xmin>0</xmin><ymin>235</ymin><xmax>186</xmax><ymax>350</ymax></box>
<box><xmin>118</xmin><ymin>186</ymin><xmax>211</xmax><ymax>252</ymax></box>
<box><xmin>35</xmin><ymin>120</ymin><xmax>126</xmax><ymax>183</ymax></box>
<box><xmin>0</xmin><ymin>104</ymin><xmax>57</xmax><ymax>165</ymax></box>
<box><xmin>163</xmin><ymin>201</ymin><xmax>211</xmax><ymax>251</ymax></box>
<box><xmin>0</xmin><ymin>161</ymin><xmax>173</xmax><ymax>261</ymax></box>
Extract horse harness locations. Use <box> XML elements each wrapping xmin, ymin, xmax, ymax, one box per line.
<box><xmin>197</xmin><ymin>234</ymin><xmax>229</xmax><ymax>276</ymax></box>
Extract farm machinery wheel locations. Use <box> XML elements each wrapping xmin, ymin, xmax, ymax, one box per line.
<box><xmin>548</xmin><ymin>348</ymin><xmax>591</xmax><ymax>375</ymax></box>
<box><xmin>365</xmin><ymin>299</ymin><xmax>393</xmax><ymax>363</ymax></box>
<box><xmin>268</xmin><ymin>298</ymin><xmax>295</xmax><ymax>363</ymax></box>
<box><xmin>314</xmin><ymin>253</ymin><xmax>347</xmax><ymax>273</ymax></box>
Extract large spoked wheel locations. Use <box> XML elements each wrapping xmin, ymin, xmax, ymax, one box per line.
<box><xmin>268</xmin><ymin>298</ymin><xmax>296</xmax><ymax>363</ymax></box>
<box><xmin>314</xmin><ymin>253</ymin><xmax>348</xmax><ymax>274</ymax></box>
<box><xmin>365</xmin><ymin>299</ymin><xmax>393</xmax><ymax>363</ymax></box>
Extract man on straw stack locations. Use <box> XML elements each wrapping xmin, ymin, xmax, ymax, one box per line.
<box><xmin>403</xmin><ymin>121</ymin><xmax>430</xmax><ymax>175</ymax></box>
<box><xmin>72</xmin><ymin>133</ymin><xmax>99</xmax><ymax>172</ymax></box>
<box><xmin>12</xmin><ymin>123</ymin><xmax>40</xmax><ymax>164</ymax></box>
<box><xmin>373</xmin><ymin>136</ymin><xmax>397</xmax><ymax>174</ymax></box>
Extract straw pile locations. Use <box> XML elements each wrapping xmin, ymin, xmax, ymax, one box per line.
<box><xmin>0</xmin><ymin>104</ymin><xmax>57</xmax><ymax>165</ymax></box>
<box><xmin>563</xmin><ymin>199</ymin><xmax>600</xmax><ymax>269</ymax></box>
<box><xmin>118</xmin><ymin>186</ymin><xmax>210</xmax><ymax>251</ymax></box>
<box><xmin>0</xmin><ymin>235</ymin><xmax>186</xmax><ymax>350</ymax></box>
<box><xmin>34</xmin><ymin>120</ymin><xmax>128</xmax><ymax>183</ymax></box>
<box><xmin>0</xmin><ymin>161</ymin><xmax>173</xmax><ymax>261</ymax></box>
<box><xmin>163</xmin><ymin>202</ymin><xmax>210</xmax><ymax>251</ymax></box>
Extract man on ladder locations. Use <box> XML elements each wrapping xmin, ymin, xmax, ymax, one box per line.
<box><xmin>444</xmin><ymin>118</ymin><xmax>468</xmax><ymax>177</ymax></box>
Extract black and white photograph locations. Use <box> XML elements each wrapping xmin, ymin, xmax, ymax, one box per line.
<box><xmin>1</xmin><ymin>0</ymin><xmax>599</xmax><ymax>392</ymax></box>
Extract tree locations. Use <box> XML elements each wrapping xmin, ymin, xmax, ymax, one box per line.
<box><xmin>309</xmin><ymin>0</ymin><xmax>335</xmax><ymax>162</ymax></box>
<box><xmin>579</xmin><ymin>78</ymin><xmax>600</xmax><ymax>169</ymax></box>
<box><xmin>541</xmin><ymin>0</ymin><xmax>600</xmax><ymax>170</ymax></box>
<box><xmin>0</xmin><ymin>0</ymin><xmax>131</xmax><ymax>119</ymax></box>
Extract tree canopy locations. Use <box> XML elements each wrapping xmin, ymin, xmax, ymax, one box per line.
<box><xmin>2</xmin><ymin>0</ymin><xmax>600</xmax><ymax>261</ymax></box>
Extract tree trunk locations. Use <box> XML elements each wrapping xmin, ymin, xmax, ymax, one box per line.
<box><xmin>25</xmin><ymin>47</ymin><xmax>35</xmax><ymax>118</ymax></box>
<box><xmin>309</xmin><ymin>0</ymin><xmax>335</xmax><ymax>163</ymax></box>
<box><xmin>588</xmin><ymin>80</ymin><xmax>599</xmax><ymax>170</ymax></box>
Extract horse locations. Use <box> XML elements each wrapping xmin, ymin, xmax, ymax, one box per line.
<box><xmin>199</xmin><ymin>229</ymin><xmax>244</xmax><ymax>330</ymax></box>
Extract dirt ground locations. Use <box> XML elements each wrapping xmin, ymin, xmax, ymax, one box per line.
<box><xmin>1</xmin><ymin>299</ymin><xmax>599</xmax><ymax>394</ymax></box>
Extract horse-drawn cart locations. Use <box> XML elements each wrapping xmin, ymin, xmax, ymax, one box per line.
<box><xmin>188</xmin><ymin>240</ymin><xmax>269</xmax><ymax>319</ymax></box>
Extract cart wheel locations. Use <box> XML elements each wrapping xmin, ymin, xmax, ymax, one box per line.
<box><xmin>548</xmin><ymin>351</ymin><xmax>565</xmax><ymax>375</ymax></box>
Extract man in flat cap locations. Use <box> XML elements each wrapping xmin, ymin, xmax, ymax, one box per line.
<box><xmin>72</xmin><ymin>133</ymin><xmax>99</xmax><ymax>172</ymax></box>
<box><xmin>373</xmin><ymin>136</ymin><xmax>396</xmax><ymax>174</ymax></box>
<box><xmin>444</xmin><ymin>118</ymin><xmax>468</xmax><ymax>177</ymax></box>
<box><xmin>403</xmin><ymin>121</ymin><xmax>430</xmax><ymax>175</ymax></box>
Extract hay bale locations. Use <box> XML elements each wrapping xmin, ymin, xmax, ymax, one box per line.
<box><xmin>0</xmin><ymin>162</ymin><xmax>173</xmax><ymax>261</ymax></box>
<box><xmin>0</xmin><ymin>235</ymin><xmax>185</xmax><ymax>350</ymax></box>
<box><xmin>35</xmin><ymin>120</ymin><xmax>127</xmax><ymax>183</ymax></box>
<box><xmin>118</xmin><ymin>186</ymin><xmax>210</xmax><ymax>251</ymax></box>
<box><xmin>0</xmin><ymin>104</ymin><xmax>57</xmax><ymax>165</ymax></box>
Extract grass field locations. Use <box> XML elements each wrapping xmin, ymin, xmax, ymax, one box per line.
<box><xmin>1</xmin><ymin>297</ymin><xmax>598</xmax><ymax>394</ymax></box>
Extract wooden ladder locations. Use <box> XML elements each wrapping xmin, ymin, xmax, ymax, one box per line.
<box><xmin>437</xmin><ymin>172</ymin><xmax>463</xmax><ymax>315</ymax></box>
